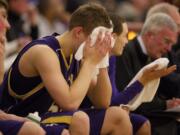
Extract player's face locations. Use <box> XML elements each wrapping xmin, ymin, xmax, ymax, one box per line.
<box><xmin>0</xmin><ymin>6</ymin><xmax>10</xmax><ymax>45</ymax></box>
<box><xmin>112</xmin><ymin>23</ymin><xmax>128</xmax><ymax>56</ymax></box>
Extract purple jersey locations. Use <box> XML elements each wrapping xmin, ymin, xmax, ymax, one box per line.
<box><xmin>0</xmin><ymin>33</ymin><xmax>80</xmax><ymax>117</ymax></box>
<box><xmin>0</xmin><ymin>33</ymin><xmax>107</xmax><ymax>135</ymax></box>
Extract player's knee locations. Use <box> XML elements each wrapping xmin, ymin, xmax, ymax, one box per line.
<box><xmin>107</xmin><ymin>107</ymin><xmax>129</xmax><ymax>123</ymax></box>
<box><xmin>143</xmin><ymin>120</ymin><xmax>151</xmax><ymax>129</ymax></box>
<box><xmin>138</xmin><ymin>120</ymin><xmax>151</xmax><ymax>134</ymax></box>
<box><xmin>71</xmin><ymin>111</ymin><xmax>89</xmax><ymax>134</ymax></box>
<box><xmin>25</xmin><ymin>122</ymin><xmax>45</xmax><ymax>135</ymax></box>
<box><xmin>107</xmin><ymin>107</ymin><xmax>132</xmax><ymax>130</ymax></box>
<box><xmin>18</xmin><ymin>122</ymin><xmax>45</xmax><ymax>135</ymax></box>
<box><xmin>61</xmin><ymin>129</ymin><xmax>70</xmax><ymax>135</ymax></box>
<box><xmin>72</xmin><ymin>111</ymin><xmax>89</xmax><ymax>127</ymax></box>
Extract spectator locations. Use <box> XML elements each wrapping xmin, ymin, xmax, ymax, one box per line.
<box><xmin>146</xmin><ymin>2</ymin><xmax>180</xmax><ymax>99</ymax></box>
<box><xmin>36</xmin><ymin>0</ymin><xmax>69</xmax><ymax>38</ymax></box>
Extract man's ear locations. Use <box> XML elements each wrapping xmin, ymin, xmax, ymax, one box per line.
<box><xmin>72</xmin><ymin>26</ymin><xmax>84</xmax><ymax>39</ymax></box>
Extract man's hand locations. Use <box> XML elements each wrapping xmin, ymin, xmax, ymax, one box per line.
<box><xmin>83</xmin><ymin>31</ymin><xmax>112</xmax><ymax>66</ymax></box>
<box><xmin>139</xmin><ymin>64</ymin><xmax>176</xmax><ymax>86</ymax></box>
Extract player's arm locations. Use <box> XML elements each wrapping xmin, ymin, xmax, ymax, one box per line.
<box><xmin>0</xmin><ymin>45</ymin><xmax>4</xmax><ymax>84</ymax></box>
<box><xmin>0</xmin><ymin>110</ymin><xmax>27</xmax><ymax>122</ymax></box>
<box><xmin>0</xmin><ymin>36</ymin><xmax>5</xmax><ymax>84</ymax></box>
<box><xmin>87</xmin><ymin>68</ymin><xmax>112</xmax><ymax>108</ymax></box>
<box><xmin>24</xmin><ymin>32</ymin><xmax>111</xmax><ymax>111</ymax></box>
<box><xmin>29</xmin><ymin>45</ymin><xmax>96</xmax><ymax>111</ymax></box>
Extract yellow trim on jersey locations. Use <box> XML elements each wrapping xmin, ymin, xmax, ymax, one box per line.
<box><xmin>41</xmin><ymin>116</ymin><xmax>72</xmax><ymax>124</ymax></box>
<box><xmin>8</xmin><ymin>68</ymin><xmax>44</xmax><ymax>100</ymax></box>
<box><xmin>60</xmin><ymin>49</ymin><xmax>73</xmax><ymax>70</ymax></box>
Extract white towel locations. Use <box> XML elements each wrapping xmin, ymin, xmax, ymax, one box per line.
<box><xmin>75</xmin><ymin>26</ymin><xmax>115</xmax><ymax>75</ymax></box>
<box><xmin>125</xmin><ymin>58</ymin><xmax>169</xmax><ymax>111</ymax></box>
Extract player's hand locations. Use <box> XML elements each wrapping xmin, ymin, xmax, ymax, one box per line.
<box><xmin>0</xmin><ymin>35</ymin><xmax>5</xmax><ymax>59</ymax></box>
<box><xmin>0</xmin><ymin>35</ymin><xmax>5</xmax><ymax>83</ymax></box>
<box><xmin>0</xmin><ymin>42</ymin><xmax>5</xmax><ymax>58</ymax></box>
<box><xmin>139</xmin><ymin>64</ymin><xmax>176</xmax><ymax>86</ymax></box>
<box><xmin>83</xmin><ymin>31</ymin><xmax>112</xmax><ymax>65</ymax></box>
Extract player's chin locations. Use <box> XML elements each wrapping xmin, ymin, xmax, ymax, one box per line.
<box><xmin>118</xmin><ymin>49</ymin><xmax>124</xmax><ymax>55</ymax></box>
<box><xmin>115</xmin><ymin>51</ymin><xmax>122</xmax><ymax>56</ymax></box>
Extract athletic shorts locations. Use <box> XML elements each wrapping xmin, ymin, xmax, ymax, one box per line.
<box><xmin>41</xmin><ymin>123</ymin><xmax>69</xmax><ymax>135</ymax></box>
<box><xmin>83</xmin><ymin>108</ymin><xmax>106</xmax><ymax>135</ymax></box>
<box><xmin>41</xmin><ymin>111</ymin><xmax>74</xmax><ymax>135</ymax></box>
<box><xmin>0</xmin><ymin>120</ymin><xmax>24</xmax><ymax>135</ymax></box>
<box><xmin>41</xmin><ymin>108</ymin><xmax>106</xmax><ymax>135</ymax></box>
<box><xmin>130</xmin><ymin>113</ymin><xmax>148</xmax><ymax>134</ymax></box>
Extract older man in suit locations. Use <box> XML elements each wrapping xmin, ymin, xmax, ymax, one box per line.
<box><xmin>115</xmin><ymin>4</ymin><xmax>180</xmax><ymax>134</ymax></box>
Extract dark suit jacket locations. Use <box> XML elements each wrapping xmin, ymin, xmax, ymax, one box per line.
<box><xmin>159</xmin><ymin>34</ymin><xmax>180</xmax><ymax>98</ymax></box>
<box><xmin>115</xmin><ymin>37</ymin><xmax>168</xmax><ymax>113</ymax></box>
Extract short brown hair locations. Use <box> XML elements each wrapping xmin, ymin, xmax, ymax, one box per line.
<box><xmin>69</xmin><ymin>3</ymin><xmax>111</xmax><ymax>35</ymax></box>
<box><xmin>109</xmin><ymin>13</ymin><xmax>125</xmax><ymax>35</ymax></box>
<box><xmin>0</xmin><ymin>0</ymin><xmax>8</xmax><ymax>10</ymax></box>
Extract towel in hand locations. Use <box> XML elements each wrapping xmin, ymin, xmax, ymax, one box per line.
<box><xmin>125</xmin><ymin>58</ymin><xmax>169</xmax><ymax>111</ymax></box>
<box><xmin>75</xmin><ymin>26</ymin><xmax>115</xmax><ymax>75</ymax></box>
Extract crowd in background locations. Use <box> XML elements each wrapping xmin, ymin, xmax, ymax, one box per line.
<box><xmin>4</xmin><ymin>0</ymin><xmax>179</xmax><ymax>70</ymax></box>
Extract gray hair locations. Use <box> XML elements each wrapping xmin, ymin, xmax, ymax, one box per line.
<box><xmin>141</xmin><ymin>13</ymin><xmax>178</xmax><ymax>35</ymax></box>
<box><xmin>146</xmin><ymin>2</ymin><xmax>178</xmax><ymax>18</ymax></box>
